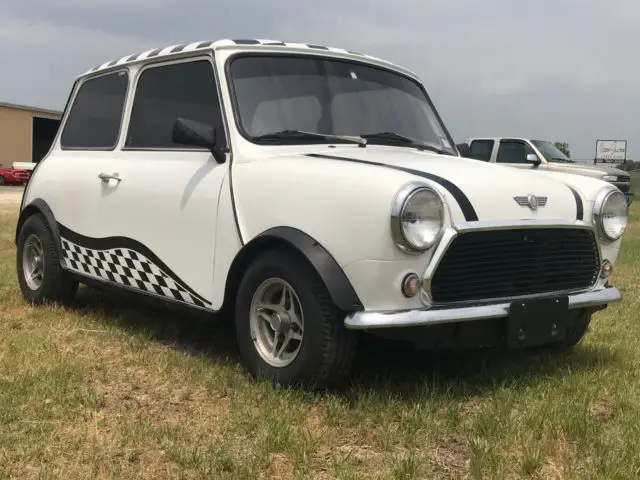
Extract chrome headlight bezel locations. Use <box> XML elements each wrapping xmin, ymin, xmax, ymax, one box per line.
<box><xmin>390</xmin><ymin>182</ymin><xmax>445</xmax><ymax>254</ymax></box>
<box><xmin>592</xmin><ymin>187</ymin><xmax>628</xmax><ymax>242</ymax></box>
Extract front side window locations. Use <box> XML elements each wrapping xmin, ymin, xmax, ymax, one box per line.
<box><xmin>531</xmin><ymin>140</ymin><xmax>574</xmax><ymax>163</ymax></box>
<box><xmin>60</xmin><ymin>70</ymin><xmax>128</xmax><ymax>149</ymax></box>
<box><xmin>228</xmin><ymin>54</ymin><xmax>457</xmax><ymax>155</ymax></box>
<box><xmin>497</xmin><ymin>140</ymin><xmax>536</xmax><ymax>164</ymax></box>
<box><xmin>126</xmin><ymin>59</ymin><xmax>224</xmax><ymax>149</ymax></box>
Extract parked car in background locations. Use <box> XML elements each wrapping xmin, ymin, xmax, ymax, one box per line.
<box><xmin>0</xmin><ymin>167</ymin><xmax>30</xmax><ymax>186</ymax></box>
<box><xmin>15</xmin><ymin>39</ymin><xmax>628</xmax><ymax>388</ymax></box>
<box><xmin>457</xmin><ymin>137</ymin><xmax>634</xmax><ymax>204</ymax></box>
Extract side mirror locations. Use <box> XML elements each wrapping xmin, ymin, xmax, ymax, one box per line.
<box><xmin>172</xmin><ymin>117</ymin><xmax>227</xmax><ymax>164</ymax></box>
<box><xmin>526</xmin><ymin>153</ymin><xmax>541</xmax><ymax>166</ymax></box>
<box><xmin>456</xmin><ymin>143</ymin><xmax>472</xmax><ymax>158</ymax></box>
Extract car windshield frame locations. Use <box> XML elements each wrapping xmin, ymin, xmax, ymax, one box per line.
<box><xmin>531</xmin><ymin>140</ymin><xmax>575</xmax><ymax>163</ymax></box>
<box><xmin>223</xmin><ymin>51</ymin><xmax>458</xmax><ymax>155</ymax></box>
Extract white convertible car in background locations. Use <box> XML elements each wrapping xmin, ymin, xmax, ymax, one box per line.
<box><xmin>14</xmin><ymin>39</ymin><xmax>628</xmax><ymax>388</ymax></box>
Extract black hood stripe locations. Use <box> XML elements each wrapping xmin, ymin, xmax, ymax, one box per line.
<box><xmin>306</xmin><ymin>153</ymin><xmax>479</xmax><ymax>221</ymax></box>
<box><xmin>566</xmin><ymin>186</ymin><xmax>584</xmax><ymax>220</ymax></box>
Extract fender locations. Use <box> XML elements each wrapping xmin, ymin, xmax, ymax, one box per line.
<box><xmin>229</xmin><ymin>227</ymin><xmax>364</xmax><ymax>312</ymax></box>
<box><xmin>15</xmin><ymin>198</ymin><xmax>64</xmax><ymax>258</ymax></box>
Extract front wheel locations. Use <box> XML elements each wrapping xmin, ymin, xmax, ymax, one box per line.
<box><xmin>536</xmin><ymin>310</ymin><xmax>592</xmax><ymax>354</ymax></box>
<box><xmin>16</xmin><ymin>214</ymin><xmax>79</xmax><ymax>305</ymax></box>
<box><xmin>234</xmin><ymin>249</ymin><xmax>358</xmax><ymax>389</ymax></box>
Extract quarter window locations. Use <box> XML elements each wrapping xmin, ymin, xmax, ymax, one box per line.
<box><xmin>125</xmin><ymin>59</ymin><xmax>224</xmax><ymax>149</ymax></box>
<box><xmin>60</xmin><ymin>71</ymin><xmax>128</xmax><ymax>149</ymax></box>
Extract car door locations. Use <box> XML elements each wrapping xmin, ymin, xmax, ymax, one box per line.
<box><xmin>96</xmin><ymin>56</ymin><xmax>230</xmax><ymax>309</ymax></box>
<box><xmin>46</xmin><ymin>69</ymin><xmax>130</xmax><ymax>249</ymax></box>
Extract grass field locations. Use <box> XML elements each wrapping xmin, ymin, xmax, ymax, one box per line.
<box><xmin>631</xmin><ymin>170</ymin><xmax>640</xmax><ymax>197</ymax></box>
<box><xmin>1</xmin><ymin>206</ymin><xmax>640</xmax><ymax>479</ymax></box>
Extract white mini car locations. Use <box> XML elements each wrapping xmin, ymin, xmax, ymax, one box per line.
<box><xmin>15</xmin><ymin>39</ymin><xmax>628</xmax><ymax>388</ymax></box>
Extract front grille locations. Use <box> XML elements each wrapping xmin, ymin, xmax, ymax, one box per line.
<box><xmin>430</xmin><ymin>228</ymin><xmax>600</xmax><ymax>304</ymax></box>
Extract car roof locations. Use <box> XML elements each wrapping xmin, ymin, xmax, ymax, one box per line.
<box><xmin>80</xmin><ymin>38</ymin><xmax>418</xmax><ymax>80</ymax></box>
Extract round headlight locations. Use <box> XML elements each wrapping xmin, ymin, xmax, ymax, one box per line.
<box><xmin>594</xmin><ymin>189</ymin><xmax>628</xmax><ymax>241</ymax></box>
<box><xmin>391</xmin><ymin>184</ymin><xmax>444</xmax><ymax>253</ymax></box>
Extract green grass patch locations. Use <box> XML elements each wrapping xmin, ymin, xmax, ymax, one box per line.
<box><xmin>0</xmin><ymin>207</ymin><xmax>639</xmax><ymax>478</ymax></box>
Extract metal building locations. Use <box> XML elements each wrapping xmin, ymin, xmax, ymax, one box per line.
<box><xmin>0</xmin><ymin>101</ymin><xmax>62</xmax><ymax>169</ymax></box>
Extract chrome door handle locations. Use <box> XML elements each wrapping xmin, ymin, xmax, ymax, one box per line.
<box><xmin>98</xmin><ymin>172</ymin><xmax>122</xmax><ymax>183</ymax></box>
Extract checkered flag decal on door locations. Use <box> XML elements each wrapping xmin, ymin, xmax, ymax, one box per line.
<box><xmin>61</xmin><ymin>238</ymin><xmax>209</xmax><ymax>308</ymax></box>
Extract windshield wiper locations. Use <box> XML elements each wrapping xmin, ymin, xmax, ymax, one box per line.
<box><xmin>253</xmin><ymin>129</ymin><xmax>366</xmax><ymax>146</ymax></box>
<box><xmin>360</xmin><ymin>132</ymin><xmax>449</xmax><ymax>154</ymax></box>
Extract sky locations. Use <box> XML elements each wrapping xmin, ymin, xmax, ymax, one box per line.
<box><xmin>1</xmin><ymin>0</ymin><xmax>638</xmax><ymax>159</ymax></box>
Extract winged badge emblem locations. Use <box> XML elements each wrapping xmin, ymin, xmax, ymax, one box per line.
<box><xmin>513</xmin><ymin>194</ymin><xmax>548</xmax><ymax>211</ymax></box>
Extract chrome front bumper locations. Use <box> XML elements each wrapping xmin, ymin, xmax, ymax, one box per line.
<box><xmin>344</xmin><ymin>286</ymin><xmax>622</xmax><ymax>330</ymax></box>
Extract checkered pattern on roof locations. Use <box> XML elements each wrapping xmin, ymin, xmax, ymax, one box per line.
<box><xmin>81</xmin><ymin>38</ymin><xmax>394</xmax><ymax>76</ymax></box>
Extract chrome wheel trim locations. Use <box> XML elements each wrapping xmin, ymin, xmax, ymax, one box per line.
<box><xmin>22</xmin><ymin>233</ymin><xmax>45</xmax><ymax>291</ymax></box>
<box><xmin>249</xmin><ymin>277</ymin><xmax>304</xmax><ymax>368</ymax></box>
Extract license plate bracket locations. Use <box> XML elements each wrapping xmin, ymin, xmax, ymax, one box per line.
<box><xmin>507</xmin><ymin>296</ymin><xmax>569</xmax><ymax>348</ymax></box>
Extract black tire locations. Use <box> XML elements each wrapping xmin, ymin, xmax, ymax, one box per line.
<box><xmin>0</xmin><ymin>176</ymin><xmax>4</xmax><ymax>186</ymax></box>
<box><xmin>538</xmin><ymin>310</ymin><xmax>592</xmax><ymax>353</ymax></box>
<box><xmin>234</xmin><ymin>249</ymin><xmax>358</xmax><ymax>389</ymax></box>
<box><xmin>16</xmin><ymin>214</ymin><xmax>78</xmax><ymax>305</ymax></box>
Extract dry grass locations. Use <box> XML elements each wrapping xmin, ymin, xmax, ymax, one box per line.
<box><xmin>1</xmin><ymin>204</ymin><xmax>640</xmax><ymax>479</ymax></box>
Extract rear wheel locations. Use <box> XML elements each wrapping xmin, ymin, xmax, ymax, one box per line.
<box><xmin>16</xmin><ymin>214</ymin><xmax>78</xmax><ymax>305</ymax></box>
<box><xmin>234</xmin><ymin>249</ymin><xmax>358</xmax><ymax>389</ymax></box>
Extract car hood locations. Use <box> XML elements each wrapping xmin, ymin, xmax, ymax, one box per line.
<box><xmin>300</xmin><ymin>147</ymin><xmax>584</xmax><ymax>223</ymax></box>
<box><xmin>550</xmin><ymin>162</ymin><xmax>629</xmax><ymax>178</ymax></box>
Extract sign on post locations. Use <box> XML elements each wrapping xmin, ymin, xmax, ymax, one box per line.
<box><xmin>595</xmin><ymin>140</ymin><xmax>627</xmax><ymax>162</ymax></box>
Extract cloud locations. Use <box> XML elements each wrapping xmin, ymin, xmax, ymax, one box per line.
<box><xmin>1</xmin><ymin>0</ymin><xmax>638</xmax><ymax>158</ymax></box>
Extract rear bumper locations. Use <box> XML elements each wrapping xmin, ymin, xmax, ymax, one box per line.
<box><xmin>344</xmin><ymin>285</ymin><xmax>622</xmax><ymax>330</ymax></box>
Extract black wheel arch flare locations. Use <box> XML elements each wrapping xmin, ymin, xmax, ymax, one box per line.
<box><xmin>225</xmin><ymin>226</ymin><xmax>364</xmax><ymax>313</ymax></box>
<box><xmin>15</xmin><ymin>198</ymin><xmax>64</xmax><ymax>257</ymax></box>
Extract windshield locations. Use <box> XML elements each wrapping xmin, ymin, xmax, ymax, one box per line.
<box><xmin>228</xmin><ymin>54</ymin><xmax>457</xmax><ymax>155</ymax></box>
<box><xmin>530</xmin><ymin>140</ymin><xmax>574</xmax><ymax>163</ymax></box>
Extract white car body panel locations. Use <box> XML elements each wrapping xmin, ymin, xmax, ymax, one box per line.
<box><xmin>235</xmin><ymin>151</ymin><xmax>556</xmax><ymax>236</ymax></box>
<box><xmin>25</xmin><ymin>151</ymin><xmax>106</xmax><ymax>240</ymax></box>
<box><xmin>94</xmin><ymin>151</ymin><xmax>227</xmax><ymax>306</ymax></box>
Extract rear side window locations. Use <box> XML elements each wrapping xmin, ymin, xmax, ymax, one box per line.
<box><xmin>60</xmin><ymin>71</ymin><xmax>129</xmax><ymax>149</ymax></box>
<box><xmin>125</xmin><ymin>59</ymin><xmax>223</xmax><ymax>149</ymax></box>
<box><xmin>469</xmin><ymin>139</ymin><xmax>494</xmax><ymax>161</ymax></box>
